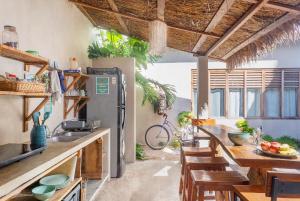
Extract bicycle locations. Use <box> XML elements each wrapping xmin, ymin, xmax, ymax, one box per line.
<box><xmin>145</xmin><ymin>113</ymin><xmax>193</xmax><ymax>150</ymax></box>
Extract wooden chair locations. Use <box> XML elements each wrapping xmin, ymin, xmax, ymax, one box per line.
<box><xmin>233</xmin><ymin>171</ymin><xmax>300</xmax><ymax>201</ymax></box>
<box><xmin>180</xmin><ymin>156</ymin><xmax>229</xmax><ymax>201</ymax></box>
<box><xmin>190</xmin><ymin>170</ymin><xmax>249</xmax><ymax>201</ymax></box>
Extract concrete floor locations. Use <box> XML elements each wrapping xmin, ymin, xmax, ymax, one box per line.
<box><xmin>93</xmin><ymin>147</ymin><xmax>181</xmax><ymax>201</ymax></box>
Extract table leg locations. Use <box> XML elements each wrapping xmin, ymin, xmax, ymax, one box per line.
<box><xmin>247</xmin><ymin>167</ymin><xmax>270</xmax><ymax>185</ymax></box>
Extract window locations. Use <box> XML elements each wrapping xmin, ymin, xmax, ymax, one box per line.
<box><xmin>229</xmin><ymin>88</ymin><xmax>243</xmax><ymax>118</ymax></box>
<box><xmin>210</xmin><ymin>89</ymin><xmax>224</xmax><ymax>117</ymax></box>
<box><xmin>247</xmin><ymin>88</ymin><xmax>260</xmax><ymax>117</ymax></box>
<box><xmin>284</xmin><ymin>88</ymin><xmax>298</xmax><ymax>117</ymax></box>
<box><xmin>265</xmin><ymin>88</ymin><xmax>280</xmax><ymax>117</ymax></box>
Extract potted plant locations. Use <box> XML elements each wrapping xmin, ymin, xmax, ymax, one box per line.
<box><xmin>228</xmin><ymin>119</ymin><xmax>254</xmax><ymax>146</ymax></box>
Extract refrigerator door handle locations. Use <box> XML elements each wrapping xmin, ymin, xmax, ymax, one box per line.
<box><xmin>122</xmin><ymin>107</ymin><xmax>126</xmax><ymax>129</ymax></box>
<box><xmin>121</xmin><ymin>84</ymin><xmax>126</xmax><ymax>129</ymax></box>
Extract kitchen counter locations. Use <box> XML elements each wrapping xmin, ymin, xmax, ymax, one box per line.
<box><xmin>0</xmin><ymin>128</ymin><xmax>110</xmax><ymax>198</ymax></box>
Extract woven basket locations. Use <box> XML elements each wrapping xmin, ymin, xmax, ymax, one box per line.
<box><xmin>0</xmin><ymin>80</ymin><xmax>46</xmax><ymax>93</ymax></box>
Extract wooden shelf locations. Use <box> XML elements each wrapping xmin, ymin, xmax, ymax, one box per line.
<box><xmin>64</xmin><ymin>96</ymin><xmax>89</xmax><ymax>100</ymax></box>
<box><xmin>64</xmin><ymin>72</ymin><xmax>89</xmax><ymax>79</ymax></box>
<box><xmin>11</xmin><ymin>178</ymin><xmax>82</xmax><ymax>201</ymax></box>
<box><xmin>48</xmin><ymin>178</ymin><xmax>82</xmax><ymax>201</ymax></box>
<box><xmin>64</xmin><ymin>73</ymin><xmax>89</xmax><ymax>119</ymax></box>
<box><xmin>0</xmin><ymin>45</ymin><xmax>51</xmax><ymax>132</ymax></box>
<box><xmin>0</xmin><ymin>91</ymin><xmax>51</xmax><ymax>97</ymax></box>
<box><xmin>0</xmin><ymin>45</ymin><xmax>48</xmax><ymax>65</ymax></box>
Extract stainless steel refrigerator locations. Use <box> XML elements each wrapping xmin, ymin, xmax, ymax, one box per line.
<box><xmin>85</xmin><ymin>67</ymin><xmax>126</xmax><ymax>178</ymax></box>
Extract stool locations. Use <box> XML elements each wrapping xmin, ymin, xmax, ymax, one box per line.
<box><xmin>180</xmin><ymin>146</ymin><xmax>213</xmax><ymax>164</ymax></box>
<box><xmin>190</xmin><ymin>170</ymin><xmax>249</xmax><ymax>201</ymax></box>
<box><xmin>180</xmin><ymin>156</ymin><xmax>229</xmax><ymax>201</ymax></box>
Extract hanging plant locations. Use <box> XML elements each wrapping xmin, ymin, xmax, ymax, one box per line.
<box><xmin>88</xmin><ymin>29</ymin><xmax>176</xmax><ymax>113</ymax></box>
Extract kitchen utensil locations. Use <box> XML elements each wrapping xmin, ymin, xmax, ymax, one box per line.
<box><xmin>42</xmin><ymin>112</ymin><xmax>50</xmax><ymax>125</ymax></box>
<box><xmin>32</xmin><ymin>185</ymin><xmax>56</xmax><ymax>201</ymax></box>
<box><xmin>33</xmin><ymin>112</ymin><xmax>40</xmax><ymax>126</ymax></box>
<box><xmin>256</xmin><ymin>146</ymin><xmax>298</xmax><ymax>159</ymax></box>
<box><xmin>40</xmin><ymin>174</ymin><xmax>70</xmax><ymax>189</ymax></box>
<box><xmin>39</xmin><ymin>115</ymin><xmax>43</xmax><ymax>126</ymax></box>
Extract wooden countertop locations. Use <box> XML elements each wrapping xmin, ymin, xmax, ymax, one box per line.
<box><xmin>0</xmin><ymin>128</ymin><xmax>110</xmax><ymax>198</ymax></box>
<box><xmin>199</xmin><ymin>125</ymin><xmax>300</xmax><ymax>169</ymax></box>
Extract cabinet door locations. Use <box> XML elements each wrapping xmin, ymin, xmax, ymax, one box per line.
<box><xmin>82</xmin><ymin>138</ymin><xmax>103</xmax><ymax>179</ymax></box>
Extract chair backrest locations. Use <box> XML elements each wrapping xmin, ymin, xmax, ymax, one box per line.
<box><xmin>266</xmin><ymin>171</ymin><xmax>300</xmax><ymax>201</ymax></box>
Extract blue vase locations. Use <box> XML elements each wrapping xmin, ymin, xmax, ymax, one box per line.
<box><xmin>30</xmin><ymin>125</ymin><xmax>47</xmax><ymax>150</ymax></box>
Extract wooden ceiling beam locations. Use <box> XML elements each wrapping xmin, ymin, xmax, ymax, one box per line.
<box><xmin>222</xmin><ymin>13</ymin><xmax>298</xmax><ymax>60</ymax></box>
<box><xmin>205</xmin><ymin>0</ymin><xmax>268</xmax><ymax>56</ymax></box>
<box><xmin>106</xmin><ymin>0</ymin><xmax>129</xmax><ymax>34</ymax></box>
<box><xmin>192</xmin><ymin>0</ymin><xmax>236</xmax><ymax>53</ymax></box>
<box><xmin>77</xmin><ymin>5</ymin><xmax>97</xmax><ymax>26</ymax></box>
<box><xmin>244</xmin><ymin>0</ymin><xmax>300</xmax><ymax>14</ymax></box>
<box><xmin>69</xmin><ymin>0</ymin><xmax>221</xmax><ymax>39</ymax></box>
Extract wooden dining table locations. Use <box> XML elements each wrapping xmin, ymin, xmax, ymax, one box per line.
<box><xmin>199</xmin><ymin>125</ymin><xmax>300</xmax><ymax>185</ymax></box>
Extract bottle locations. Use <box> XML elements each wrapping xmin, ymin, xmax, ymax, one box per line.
<box><xmin>2</xmin><ymin>25</ymin><xmax>19</xmax><ymax>48</ymax></box>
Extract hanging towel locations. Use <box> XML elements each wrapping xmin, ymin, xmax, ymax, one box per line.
<box><xmin>50</xmin><ymin>70</ymin><xmax>62</xmax><ymax>104</ymax></box>
<box><xmin>58</xmin><ymin>71</ymin><xmax>66</xmax><ymax>93</ymax></box>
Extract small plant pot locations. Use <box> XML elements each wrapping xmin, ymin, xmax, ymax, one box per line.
<box><xmin>228</xmin><ymin>132</ymin><xmax>251</xmax><ymax>146</ymax></box>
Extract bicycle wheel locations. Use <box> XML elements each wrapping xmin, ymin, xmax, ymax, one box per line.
<box><xmin>145</xmin><ymin>125</ymin><xmax>170</xmax><ymax>150</ymax></box>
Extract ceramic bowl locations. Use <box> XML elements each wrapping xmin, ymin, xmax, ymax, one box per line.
<box><xmin>228</xmin><ymin>131</ymin><xmax>251</xmax><ymax>146</ymax></box>
<box><xmin>40</xmin><ymin>174</ymin><xmax>70</xmax><ymax>189</ymax></box>
<box><xmin>32</xmin><ymin>185</ymin><xmax>56</xmax><ymax>201</ymax></box>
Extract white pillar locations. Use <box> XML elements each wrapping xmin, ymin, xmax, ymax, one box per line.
<box><xmin>197</xmin><ymin>56</ymin><xmax>209</xmax><ymax>118</ymax></box>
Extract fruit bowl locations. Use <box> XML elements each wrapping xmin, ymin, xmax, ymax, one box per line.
<box><xmin>258</xmin><ymin>142</ymin><xmax>298</xmax><ymax>159</ymax></box>
<box><xmin>228</xmin><ymin>132</ymin><xmax>251</xmax><ymax>146</ymax></box>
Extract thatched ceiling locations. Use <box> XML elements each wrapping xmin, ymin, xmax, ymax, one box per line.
<box><xmin>71</xmin><ymin>0</ymin><xmax>300</xmax><ymax>68</ymax></box>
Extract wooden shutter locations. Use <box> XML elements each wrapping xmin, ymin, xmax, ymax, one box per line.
<box><xmin>264</xmin><ymin>70</ymin><xmax>281</xmax><ymax>88</ymax></box>
<box><xmin>191</xmin><ymin>69</ymin><xmax>198</xmax><ymax>90</ymax></box>
<box><xmin>284</xmin><ymin>70</ymin><xmax>299</xmax><ymax>87</ymax></box>
<box><xmin>228</xmin><ymin>71</ymin><xmax>244</xmax><ymax>88</ymax></box>
<box><xmin>210</xmin><ymin>70</ymin><xmax>226</xmax><ymax>88</ymax></box>
<box><xmin>246</xmin><ymin>70</ymin><xmax>262</xmax><ymax>88</ymax></box>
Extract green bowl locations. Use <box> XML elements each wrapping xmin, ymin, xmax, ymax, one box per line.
<box><xmin>25</xmin><ymin>50</ymin><xmax>39</xmax><ymax>56</ymax></box>
<box><xmin>32</xmin><ymin>185</ymin><xmax>56</xmax><ymax>201</ymax></box>
<box><xmin>40</xmin><ymin>174</ymin><xmax>70</xmax><ymax>189</ymax></box>
<box><xmin>228</xmin><ymin>131</ymin><xmax>251</xmax><ymax>146</ymax></box>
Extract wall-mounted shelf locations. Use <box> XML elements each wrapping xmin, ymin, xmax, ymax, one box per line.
<box><xmin>0</xmin><ymin>44</ymin><xmax>49</xmax><ymax>76</ymax></box>
<box><xmin>64</xmin><ymin>73</ymin><xmax>89</xmax><ymax>119</ymax></box>
<box><xmin>0</xmin><ymin>91</ymin><xmax>50</xmax><ymax>97</ymax></box>
<box><xmin>0</xmin><ymin>44</ymin><xmax>51</xmax><ymax>132</ymax></box>
<box><xmin>0</xmin><ymin>44</ymin><xmax>48</xmax><ymax>65</ymax></box>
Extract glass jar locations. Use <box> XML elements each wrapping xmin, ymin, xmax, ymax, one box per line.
<box><xmin>2</xmin><ymin>25</ymin><xmax>19</xmax><ymax>49</ymax></box>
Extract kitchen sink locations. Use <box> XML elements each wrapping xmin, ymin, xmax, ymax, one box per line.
<box><xmin>49</xmin><ymin>131</ymin><xmax>92</xmax><ymax>142</ymax></box>
<box><xmin>49</xmin><ymin>136</ymin><xmax>79</xmax><ymax>142</ymax></box>
<box><xmin>63</xmin><ymin>131</ymin><xmax>91</xmax><ymax>137</ymax></box>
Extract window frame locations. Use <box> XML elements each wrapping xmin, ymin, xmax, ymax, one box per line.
<box><xmin>207</xmin><ymin>68</ymin><xmax>300</xmax><ymax>119</ymax></box>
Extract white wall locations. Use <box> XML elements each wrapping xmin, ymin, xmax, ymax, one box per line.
<box><xmin>143</xmin><ymin>62</ymin><xmax>197</xmax><ymax>99</ymax></box>
<box><xmin>0</xmin><ymin>0</ymin><xmax>93</xmax><ymax>145</ymax></box>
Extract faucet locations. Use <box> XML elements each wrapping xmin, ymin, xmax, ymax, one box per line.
<box><xmin>49</xmin><ymin>122</ymin><xmax>63</xmax><ymax>138</ymax></box>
